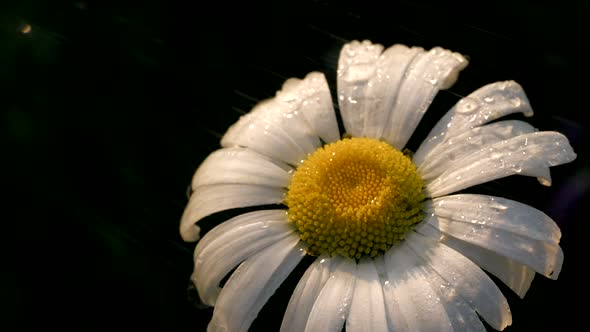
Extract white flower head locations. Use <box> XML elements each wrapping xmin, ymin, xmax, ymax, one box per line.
<box><xmin>180</xmin><ymin>40</ymin><xmax>576</xmax><ymax>331</ymax></box>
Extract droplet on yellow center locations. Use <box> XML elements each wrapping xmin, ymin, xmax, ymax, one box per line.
<box><xmin>285</xmin><ymin>137</ymin><xmax>424</xmax><ymax>259</ymax></box>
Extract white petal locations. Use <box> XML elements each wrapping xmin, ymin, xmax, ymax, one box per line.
<box><xmin>417</xmin><ymin>119</ymin><xmax>558</xmax><ymax>187</ymax></box>
<box><xmin>336</xmin><ymin>40</ymin><xmax>384</xmax><ymax>137</ymax></box>
<box><xmin>414</xmin><ymin>212</ymin><xmax>444</xmax><ymax>239</ymax></box>
<box><xmin>428</xmin><ymin>194</ymin><xmax>561</xmax><ymax>244</ymax></box>
<box><xmin>221</xmin><ymin>89</ymin><xmax>322</xmax><ymax>165</ymax></box>
<box><xmin>406</xmin><ymin>233</ymin><xmax>512</xmax><ymax>330</ymax></box>
<box><xmin>382</xmin><ymin>46</ymin><xmax>468</xmax><ymax>149</ymax></box>
<box><xmin>180</xmin><ymin>184</ymin><xmax>285</xmax><ymax>241</ymax></box>
<box><xmin>346</xmin><ymin>258</ymin><xmax>388</xmax><ymax>332</ymax></box>
<box><xmin>403</xmin><ymin>239</ymin><xmax>487</xmax><ymax>331</ymax></box>
<box><xmin>374</xmin><ymin>256</ymin><xmax>409</xmax><ymax>332</ymax></box>
<box><xmin>441</xmin><ymin>235</ymin><xmax>535</xmax><ymax>298</ymax></box>
<box><xmin>414</xmin><ymin>80</ymin><xmax>535</xmax><ymax>166</ymax></box>
<box><xmin>277</xmin><ymin>72</ymin><xmax>340</xmax><ymax>143</ymax></box>
<box><xmin>417</xmin><ymin>218</ymin><xmax>540</xmax><ymax>295</ymax></box>
<box><xmin>193</xmin><ymin>209</ymin><xmax>286</xmax><ymax>258</ymax></box>
<box><xmin>427</xmin><ymin>214</ymin><xmax>563</xmax><ymax>279</ymax></box>
<box><xmin>191</xmin><ymin>147</ymin><xmax>294</xmax><ymax>189</ymax></box>
<box><xmin>281</xmin><ymin>256</ymin><xmax>333</xmax><ymax>332</ymax></box>
<box><xmin>383</xmin><ymin>243</ymin><xmax>454</xmax><ymax>332</ymax></box>
<box><xmin>304</xmin><ymin>256</ymin><xmax>356</xmax><ymax>332</ymax></box>
<box><xmin>208</xmin><ymin>235</ymin><xmax>305</xmax><ymax>332</ymax></box>
<box><xmin>425</xmin><ymin>131</ymin><xmax>577</xmax><ymax>197</ymax></box>
<box><xmin>337</xmin><ymin>40</ymin><xmax>423</xmax><ymax>139</ymax></box>
<box><xmin>192</xmin><ymin>210</ymin><xmax>294</xmax><ymax>306</ymax></box>
<box><xmin>417</xmin><ymin>120</ymin><xmax>536</xmax><ymax>181</ymax></box>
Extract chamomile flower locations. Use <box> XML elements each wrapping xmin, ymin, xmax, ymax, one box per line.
<box><xmin>180</xmin><ymin>40</ymin><xmax>576</xmax><ymax>331</ymax></box>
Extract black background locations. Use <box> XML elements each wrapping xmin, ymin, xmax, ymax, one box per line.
<box><xmin>2</xmin><ymin>0</ymin><xmax>588</xmax><ymax>331</ymax></box>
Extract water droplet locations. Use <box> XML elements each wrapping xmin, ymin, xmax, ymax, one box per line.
<box><xmin>484</xmin><ymin>96</ymin><xmax>494</xmax><ymax>103</ymax></box>
<box><xmin>510</xmin><ymin>97</ymin><xmax>522</xmax><ymax>107</ymax></box>
<box><xmin>456</xmin><ymin>97</ymin><xmax>479</xmax><ymax>114</ymax></box>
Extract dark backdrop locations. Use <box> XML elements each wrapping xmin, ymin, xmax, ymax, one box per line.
<box><xmin>2</xmin><ymin>0</ymin><xmax>588</xmax><ymax>331</ymax></box>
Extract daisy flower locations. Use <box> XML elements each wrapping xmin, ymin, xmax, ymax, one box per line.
<box><xmin>180</xmin><ymin>40</ymin><xmax>576</xmax><ymax>331</ymax></box>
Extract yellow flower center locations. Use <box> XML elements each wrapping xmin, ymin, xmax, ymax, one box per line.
<box><xmin>285</xmin><ymin>137</ymin><xmax>425</xmax><ymax>259</ymax></box>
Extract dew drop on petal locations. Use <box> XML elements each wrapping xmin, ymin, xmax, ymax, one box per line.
<box><xmin>510</xmin><ymin>97</ymin><xmax>522</xmax><ymax>107</ymax></box>
<box><xmin>456</xmin><ymin>97</ymin><xmax>479</xmax><ymax>114</ymax></box>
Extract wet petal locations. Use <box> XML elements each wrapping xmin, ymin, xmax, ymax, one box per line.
<box><xmin>425</xmin><ymin>131</ymin><xmax>577</xmax><ymax>197</ymax></box>
<box><xmin>278</xmin><ymin>72</ymin><xmax>340</xmax><ymax>143</ymax></box>
<box><xmin>381</xmin><ymin>46</ymin><xmax>468</xmax><ymax>149</ymax></box>
<box><xmin>406</xmin><ymin>233</ymin><xmax>512</xmax><ymax>330</ymax></box>
<box><xmin>191</xmin><ymin>147</ymin><xmax>293</xmax><ymax>189</ymax></box>
<box><xmin>403</xmin><ymin>238</ymin><xmax>487</xmax><ymax>331</ymax></box>
<box><xmin>346</xmin><ymin>258</ymin><xmax>388</xmax><ymax>332</ymax></box>
<box><xmin>383</xmin><ymin>243</ymin><xmax>454</xmax><ymax>332</ymax></box>
<box><xmin>414</xmin><ymin>80</ymin><xmax>535</xmax><ymax>166</ymax></box>
<box><xmin>337</xmin><ymin>40</ymin><xmax>422</xmax><ymax>139</ymax></box>
<box><xmin>180</xmin><ymin>184</ymin><xmax>285</xmax><ymax>241</ymax></box>
<box><xmin>426</xmin><ymin>213</ymin><xmax>563</xmax><ymax>279</ymax></box>
<box><xmin>304</xmin><ymin>256</ymin><xmax>356</xmax><ymax>332</ymax></box>
<box><xmin>441</xmin><ymin>235</ymin><xmax>536</xmax><ymax>298</ymax></box>
<box><xmin>281</xmin><ymin>256</ymin><xmax>333</xmax><ymax>332</ymax></box>
<box><xmin>374</xmin><ymin>256</ymin><xmax>409</xmax><ymax>332</ymax></box>
<box><xmin>208</xmin><ymin>235</ymin><xmax>305</xmax><ymax>332</ymax></box>
<box><xmin>221</xmin><ymin>84</ymin><xmax>322</xmax><ymax>165</ymax></box>
<box><xmin>192</xmin><ymin>210</ymin><xmax>294</xmax><ymax>306</ymax></box>
<box><xmin>417</xmin><ymin>120</ymin><xmax>536</xmax><ymax>181</ymax></box>
<box><xmin>428</xmin><ymin>194</ymin><xmax>561</xmax><ymax>244</ymax></box>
